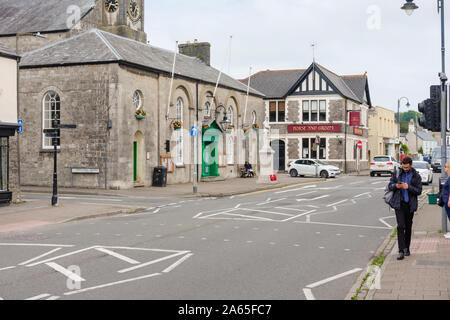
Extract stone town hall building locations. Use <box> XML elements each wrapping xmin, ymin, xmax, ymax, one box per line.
<box><xmin>0</xmin><ymin>0</ymin><xmax>265</xmax><ymax>189</ymax></box>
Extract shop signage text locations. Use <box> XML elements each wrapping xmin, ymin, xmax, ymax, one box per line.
<box><xmin>288</xmin><ymin>124</ymin><xmax>341</xmax><ymax>133</ymax></box>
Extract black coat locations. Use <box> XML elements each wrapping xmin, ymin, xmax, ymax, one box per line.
<box><xmin>388</xmin><ymin>167</ymin><xmax>423</xmax><ymax>212</ymax></box>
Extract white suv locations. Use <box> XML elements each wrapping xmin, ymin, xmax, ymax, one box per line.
<box><xmin>370</xmin><ymin>156</ymin><xmax>400</xmax><ymax>177</ymax></box>
<box><xmin>288</xmin><ymin>159</ymin><xmax>341</xmax><ymax>179</ymax></box>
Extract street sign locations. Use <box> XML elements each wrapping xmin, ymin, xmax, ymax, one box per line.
<box><xmin>357</xmin><ymin>140</ymin><xmax>363</xmax><ymax>150</ymax></box>
<box><xmin>191</xmin><ymin>126</ymin><xmax>198</xmax><ymax>137</ymax></box>
<box><xmin>17</xmin><ymin>120</ymin><xmax>23</xmax><ymax>133</ymax></box>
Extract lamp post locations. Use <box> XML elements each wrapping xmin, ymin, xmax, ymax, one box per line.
<box><xmin>402</xmin><ymin>0</ymin><xmax>448</xmax><ymax>234</ymax></box>
<box><xmin>397</xmin><ymin>97</ymin><xmax>410</xmax><ymax>161</ymax></box>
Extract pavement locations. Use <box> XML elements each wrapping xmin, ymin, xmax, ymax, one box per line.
<box><xmin>352</xmin><ymin>191</ymin><xmax>450</xmax><ymax>300</ymax></box>
<box><xmin>1</xmin><ymin>174</ymin><xmax>325</xmax><ymax>234</ymax></box>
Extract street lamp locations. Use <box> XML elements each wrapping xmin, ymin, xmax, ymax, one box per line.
<box><xmin>401</xmin><ymin>0</ymin><xmax>419</xmax><ymax>16</ymax></box>
<box><xmin>402</xmin><ymin>0</ymin><xmax>448</xmax><ymax>234</ymax></box>
<box><xmin>397</xmin><ymin>96</ymin><xmax>410</xmax><ymax>161</ymax></box>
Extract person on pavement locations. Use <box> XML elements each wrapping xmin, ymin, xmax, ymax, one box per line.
<box><xmin>244</xmin><ymin>161</ymin><xmax>254</xmax><ymax>177</ymax></box>
<box><xmin>441</xmin><ymin>163</ymin><xmax>450</xmax><ymax>239</ymax></box>
<box><xmin>388</xmin><ymin>156</ymin><xmax>423</xmax><ymax>260</ymax></box>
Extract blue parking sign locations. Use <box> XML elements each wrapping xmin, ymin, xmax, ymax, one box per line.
<box><xmin>191</xmin><ymin>126</ymin><xmax>198</xmax><ymax>137</ymax></box>
<box><xmin>18</xmin><ymin>120</ymin><xmax>23</xmax><ymax>133</ymax></box>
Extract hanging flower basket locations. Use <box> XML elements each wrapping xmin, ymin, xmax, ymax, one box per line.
<box><xmin>202</xmin><ymin>124</ymin><xmax>210</xmax><ymax>130</ymax></box>
<box><xmin>135</xmin><ymin>110</ymin><xmax>147</xmax><ymax>120</ymax></box>
<box><xmin>173</xmin><ymin>121</ymin><xmax>183</xmax><ymax>131</ymax></box>
<box><xmin>252</xmin><ymin>124</ymin><xmax>260</xmax><ymax>131</ymax></box>
<box><xmin>243</xmin><ymin>128</ymin><xmax>249</xmax><ymax>136</ymax></box>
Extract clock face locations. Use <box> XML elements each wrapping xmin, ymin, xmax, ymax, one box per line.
<box><xmin>105</xmin><ymin>0</ymin><xmax>119</xmax><ymax>13</ymax></box>
<box><xmin>128</xmin><ymin>0</ymin><xmax>141</xmax><ymax>21</ymax></box>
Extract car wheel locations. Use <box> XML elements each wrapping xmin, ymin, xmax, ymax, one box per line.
<box><xmin>290</xmin><ymin>169</ymin><xmax>298</xmax><ymax>178</ymax></box>
<box><xmin>370</xmin><ymin>172</ymin><xmax>375</xmax><ymax>177</ymax></box>
<box><xmin>320</xmin><ymin>171</ymin><xmax>329</xmax><ymax>179</ymax></box>
<box><xmin>377</xmin><ymin>174</ymin><xmax>381</xmax><ymax>177</ymax></box>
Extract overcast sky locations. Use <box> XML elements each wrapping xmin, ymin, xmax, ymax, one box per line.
<box><xmin>145</xmin><ymin>0</ymin><xmax>445</xmax><ymax>113</ymax></box>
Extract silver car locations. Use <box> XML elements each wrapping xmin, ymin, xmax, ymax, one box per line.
<box><xmin>370</xmin><ymin>156</ymin><xmax>400</xmax><ymax>177</ymax></box>
<box><xmin>288</xmin><ymin>159</ymin><xmax>341</xmax><ymax>179</ymax></box>
<box><xmin>413</xmin><ymin>161</ymin><xmax>433</xmax><ymax>185</ymax></box>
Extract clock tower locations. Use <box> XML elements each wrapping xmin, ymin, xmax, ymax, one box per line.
<box><xmin>100</xmin><ymin>0</ymin><xmax>147</xmax><ymax>43</ymax></box>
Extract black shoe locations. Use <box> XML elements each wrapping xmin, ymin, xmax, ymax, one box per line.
<box><xmin>404</xmin><ymin>248</ymin><xmax>410</xmax><ymax>257</ymax></box>
<box><xmin>397</xmin><ymin>252</ymin><xmax>405</xmax><ymax>260</ymax></box>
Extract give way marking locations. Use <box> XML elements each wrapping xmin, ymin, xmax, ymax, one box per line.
<box><xmin>302</xmin><ymin>268</ymin><xmax>363</xmax><ymax>300</ymax></box>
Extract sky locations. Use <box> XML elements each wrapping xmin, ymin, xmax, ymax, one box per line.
<box><xmin>145</xmin><ymin>0</ymin><xmax>445</xmax><ymax>113</ymax></box>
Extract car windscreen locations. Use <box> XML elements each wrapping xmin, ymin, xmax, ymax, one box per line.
<box><xmin>373</xmin><ymin>157</ymin><xmax>390</xmax><ymax>162</ymax></box>
<box><xmin>414</xmin><ymin>162</ymin><xmax>428</xmax><ymax>169</ymax></box>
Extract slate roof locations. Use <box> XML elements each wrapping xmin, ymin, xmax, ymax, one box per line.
<box><xmin>0</xmin><ymin>0</ymin><xmax>95</xmax><ymax>35</ymax></box>
<box><xmin>0</xmin><ymin>42</ymin><xmax>19</xmax><ymax>59</ymax></box>
<box><xmin>416</xmin><ymin>130</ymin><xmax>437</xmax><ymax>142</ymax></box>
<box><xmin>19</xmin><ymin>29</ymin><xmax>264</xmax><ymax>97</ymax></box>
<box><xmin>240</xmin><ymin>70</ymin><xmax>306</xmax><ymax>99</ymax></box>
<box><xmin>240</xmin><ymin>62</ymin><xmax>371</xmax><ymax>105</ymax></box>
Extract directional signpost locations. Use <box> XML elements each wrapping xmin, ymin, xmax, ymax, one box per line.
<box><xmin>44</xmin><ymin>120</ymin><xmax>76</xmax><ymax>206</ymax></box>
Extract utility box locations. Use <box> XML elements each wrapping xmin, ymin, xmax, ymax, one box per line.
<box><xmin>152</xmin><ymin>166</ymin><xmax>167</xmax><ymax>187</ymax></box>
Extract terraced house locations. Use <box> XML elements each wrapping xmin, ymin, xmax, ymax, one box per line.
<box><xmin>0</xmin><ymin>0</ymin><xmax>265</xmax><ymax>189</ymax></box>
<box><xmin>241</xmin><ymin>63</ymin><xmax>372</xmax><ymax>173</ymax></box>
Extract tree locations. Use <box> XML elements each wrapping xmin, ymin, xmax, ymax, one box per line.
<box><xmin>400</xmin><ymin>143</ymin><xmax>409</xmax><ymax>155</ymax></box>
<box><xmin>418</xmin><ymin>147</ymin><xmax>424</xmax><ymax>155</ymax></box>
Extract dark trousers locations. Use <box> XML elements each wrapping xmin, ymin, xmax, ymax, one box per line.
<box><xmin>395</xmin><ymin>201</ymin><xmax>415</xmax><ymax>252</ymax></box>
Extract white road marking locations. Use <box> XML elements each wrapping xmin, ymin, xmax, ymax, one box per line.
<box><xmin>317</xmin><ymin>185</ymin><xmax>343</xmax><ymax>190</ymax></box>
<box><xmin>64</xmin><ymin>273</ymin><xmax>161</xmax><ymax>296</ymax></box>
<box><xmin>19</xmin><ymin>248</ymin><xmax>62</xmax><ymax>266</ymax></box>
<box><xmin>153</xmin><ymin>208</ymin><xmax>161</xmax><ymax>214</ymax></box>
<box><xmin>354</xmin><ymin>192</ymin><xmax>371</xmax><ymax>198</ymax></box>
<box><xmin>350</xmin><ymin>181</ymin><xmax>364</xmax><ymax>185</ymax></box>
<box><xmin>282</xmin><ymin>210</ymin><xmax>317</xmax><ymax>222</ymax></box>
<box><xmin>371</xmin><ymin>181</ymin><xmax>388</xmax><ymax>185</ymax></box>
<box><xmin>257</xmin><ymin>198</ymin><xmax>287</xmax><ymax>206</ymax></box>
<box><xmin>297</xmin><ymin>195</ymin><xmax>329</xmax><ymax>202</ymax></box>
<box><xmin>327</xmin><ymin>199</ymin><xmax>348</xmax><ymax>207</ymax></box>
<box><xmin>26</xmin><ymin>246</ymin><xmax>98</xmax><ymax>267</ymax></box>
<box><xmin>306</xmin><ymin>268</ymin><xmax>363</xmax><ymax>289</ymax></box>
<box><xmin>0</xmin><ymin>243</ymin><xmax>73</xmax><ymax>248</ymax></box>
<box><xmin>303</xmin><ymin>288</ymin><xmax>315</xmax><ymax>300</ymax></box>
<box><xmin>276</xmin><ymin>186</ymin><xmax>316</xmax><ymax>194</ymax></box>
<box><xmin>46</xmin><ymin>296</ymin><xmax>60</xmax><ymax>300</ymax></box>
<box><xmin>46</xmin><ymin>262</ymin><xmax>86</xmax><ymax>282</ymax></box>
<box><xmin>25</xmin><ymin>293</ymin><xmax>51</xmax><ymax>300</ymax></box>
<box><xmin>379</xmin><ymin>216</ymin><xmax>395</xmax><ymax>228</ymax></box>
<box><xmin>95</xmin><ymin>248</ymin><xmax>140</xmax><ymax>264</ymax></box>
<box><xmin>240</xmin><ymin>208</ymin><xmax>293</xmax><ymax>217</ymax></box>
<box><xmin>162</xmin><ymin>253</ymin><xmax>193</xmax><ymax>273</ymax></box>
<box><xmin>294</xmin><ymin>221</ymin><xmax>391</xmax><ymax>230</ymax></box>
<box><xmin>295</xmin><ymin>191</ymin><xmax>317</xmax><ymax>197</ymax></box>
<box><xmin>0</xmin><ymin>266</ymin><xmax>16</xmax><ymax>271</ymax></box>
<box><xmin>235</xmin><ymin>204</ymin><xmax>242</xmax><ymax>208</ymax></box>
<box><xmin>118</xmin><ymin>251</ymin><xmax>189</xmax><ymax>274</ymax></box>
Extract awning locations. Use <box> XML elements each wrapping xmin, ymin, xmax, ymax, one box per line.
<box><xmin>0</xmin><ymin>122</ymin><xmax>19</xmax><ymax>137</ymax></box>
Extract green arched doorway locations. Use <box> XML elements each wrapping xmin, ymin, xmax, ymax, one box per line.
<box><xmin>202</xmin><ymin>121</ymin><xmax>222</xmax><ymax>177</ymax></box>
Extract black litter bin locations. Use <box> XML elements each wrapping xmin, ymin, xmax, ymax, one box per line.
<box><xmin>153</xmin><ymin>166</ymin><xmax>167</xmax><ymax>187</ymax></box>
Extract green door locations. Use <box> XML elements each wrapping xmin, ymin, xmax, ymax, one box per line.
<box><xmin>202</xmin><ymin>122</ymin><xmax>222</xmax><ymax>178</ymax></box>
<box><xmin>133</xmin><ymin>141</ymin><xmax>137</xmax><ymax>182</ymax></box>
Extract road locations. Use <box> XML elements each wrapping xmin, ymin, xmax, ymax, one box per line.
<box><xmin>0</xmin><ymin>174</ymin><xmax>436</xmax><ymax>300</ymax></box>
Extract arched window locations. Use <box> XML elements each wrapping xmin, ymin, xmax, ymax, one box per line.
<box><xmin>227</xmin><ymin>136</ymin><xmax>234</xmax><ymax>165</ymax></box>
<box><xmin>133</xmin><ymin>90</ymin><xmax>143</xmax><ymax>110</ymax></box>
<box><xmin>228</xmin><ymin>106</ymin><xmax>234</xmax><ymax>126</ymax></box>
<box><xmin>204</xmin><ymin>102</ymin><xmax>211</xmax><ymax>118</ymax></box>
<box><xmin>42</xmin><ymin>91</ymin><xmax>61</xmax><ymax>149</ymax></box>
<box><xmin>175</xmin><ymin>98</ymin><xmax>184</xmax><ymax>165</ymax></box>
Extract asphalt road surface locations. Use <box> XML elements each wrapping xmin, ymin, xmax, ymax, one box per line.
<box><xmin>0</xmin><ymin>174</ymin><xmax>436</xmax><ymax>300</ymax></box>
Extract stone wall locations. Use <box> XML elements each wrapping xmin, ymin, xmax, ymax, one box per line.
<box><xmin>18</xmin><ymin>64</ymin><xmax>117</xmax><ymax>188</ymax></box>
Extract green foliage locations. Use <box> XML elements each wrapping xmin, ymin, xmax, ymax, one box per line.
<box><xmin>418</xmin><ymin>147</ymin><xmax>424</xmax><ymax>155</ymax></box>
<box><xmin>400</xmin><ymin>123</ymin><xmax>409</xmax><ymax>134</ymax></box>
<box><xmin>395</xmin><ymin>111</ymin><xmax>422</xmax><ymax>123</ymax></box>
<box><xmin>400</xmin><ymin>143</ymin><xmax>409</xmax><ymax>155</ymax></box>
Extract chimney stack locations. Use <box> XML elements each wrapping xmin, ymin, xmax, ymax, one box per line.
<box><xmin>178</xmin><ymin>40</ymin><xmax>211</xmax><ymax>66</ymax></box>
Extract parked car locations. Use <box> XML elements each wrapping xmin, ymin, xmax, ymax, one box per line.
<box><xmin>288</xmin><ymin>159</ymin><xmax>341</xmax><ymax>178</ymax></box>
<box><xmin>430</xmin><ymin>147</ymin><xmax>450</xmax><ymax>173</ymax></box>
<box><xmin>413</xmin><ymin>161</ymin><xmax>433</xmax><ymax>185</ymax></box>
<box><xmin>369</xmin><ymin>156</ymin><xmax>400</xmax><ymax>177</ymax></box>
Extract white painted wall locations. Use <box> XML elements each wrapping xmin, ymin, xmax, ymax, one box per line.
<box><xmin>0</xmin><ymin>57</ymin><xmax>17</xmax><ymax>123</ymax></box>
